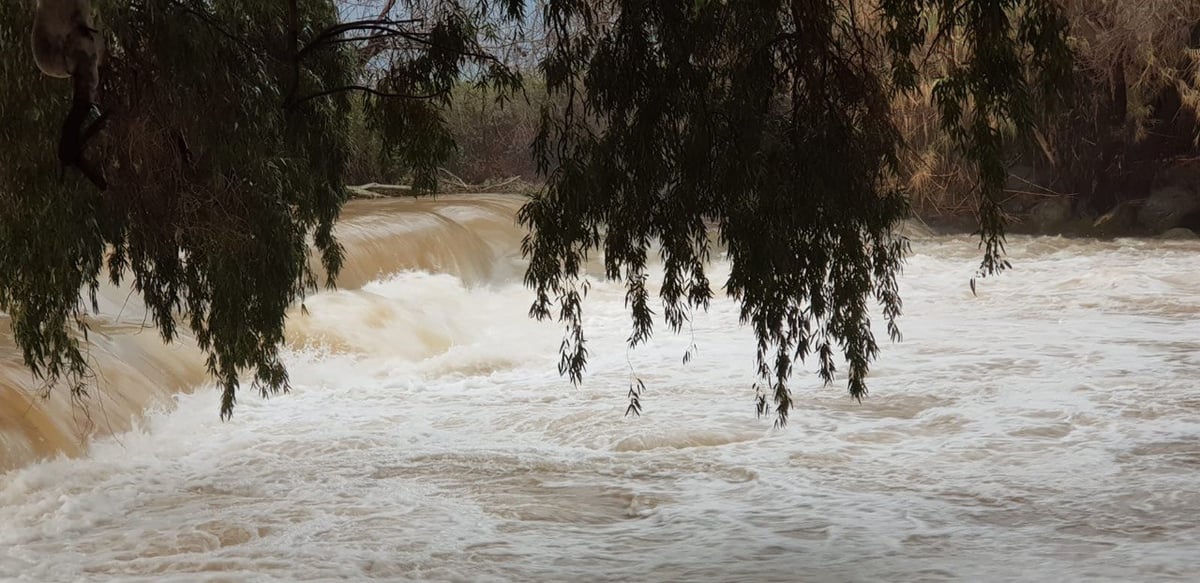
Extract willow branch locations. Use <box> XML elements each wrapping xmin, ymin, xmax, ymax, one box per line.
<box><xmin>286</xmin><ymin>0</ymin><xmax>300</xmax><ymax>107</ymax></box>
<box><xmin>300</xmin><ymin>18</ymin><xmax>425</xmax><ymax>57</ymax></box>
<box><xmin>290</xmin><ymin>84</ymin><xmax>449</xmax><ymax>106</ymax></box>
<box><xmin>361</xmin><ymin>0</ymin><xmax>402</xmax><ymax>61</ymax></box>
<box><xmin>165</xmin><ymin>0</ymin><xmax>266</xmax><ymax>59</ymax></box>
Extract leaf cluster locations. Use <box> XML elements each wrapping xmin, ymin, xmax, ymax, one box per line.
<box><xmin>0</xmin><ymin>0</ymin><xmax>523</xmax><ymax>418</ymax></box>
<box><xmin>520</xmin><ymin>0</ymin><xmax>1070</xmax><ymax>424</ymax></box>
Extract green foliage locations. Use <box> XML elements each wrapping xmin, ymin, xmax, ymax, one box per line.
<box><xmin>0</xmin><ymin>0</ymin><xmax>1071</xmax><ymax>425</ymax></box>
<box><xmin>0</xmin><ymin>0</ymin><xmax>355</xmax><ymax>417</ymax></box>
<box><xmin>345</xmin><ymin>95</ymin><xmax>409</xmax><ymax>185</ymax></box>
<box><xmin>1034</xmin><ymin>2</ymin><xmax>1200</xmax><ymax>214</ymax></box>
<box><xmin>901</xmin><ymin>0</ymin><xmax>1072</xmax><ymax>278</ymax></box>
<box><xmin>0</xmin><ymin>0</ymin><xmax>522</xmax><ymax>418</ymax></box>
<box><xmin>442</xmin><ymin>79</ymin><xmax>548</xmax><ymax>183</ymax></box>
<box><xmin>520</xmin><ymin>0</ymin><xmax>1070</xmax><ymax>425</ymax></box>
<box><xmin>355</xmin><ymin>3</ymin><xmax>524</xmax><ymax>191</ymax></box>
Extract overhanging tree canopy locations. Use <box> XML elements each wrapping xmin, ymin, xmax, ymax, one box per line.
<box><xmin>0</xmin><ymin>0</ymin><xmax>1069</xmax><ymax>423</ymax></box>
<box><xmin>521</xmin><ymin>0</ymin><xmax>1070</xmax><ymax>424</ymax></box>
<box><xmin>0</xmin><ymin>0</ymin><xmax>522</xmax><ymax>418</ymax></box>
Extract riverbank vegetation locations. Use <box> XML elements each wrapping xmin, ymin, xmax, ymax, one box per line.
<box><xmin>0</xmin><ymin>1</ymin><xmax>1196</xmax><ymax>423</ymax></box>
<box><xmin>421</xmin><ymin>2</ymin><xmax>1200</xmax><ymax>237</ymax></box>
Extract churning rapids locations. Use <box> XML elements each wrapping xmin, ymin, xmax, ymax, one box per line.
<box><xmin>2</xmin><ymin>194</ymin><xmax>1199</xmax><ymax>582</ymax></box>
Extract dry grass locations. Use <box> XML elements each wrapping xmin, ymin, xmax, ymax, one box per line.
<box><xmin>441</xmin><ymin>81</ymin><xmax>544</xmax><ymax>184</ymax></box>
<box><xmin>890</xmin><ymin>1</ymin><xmax>1200</xmax><ymax>218</ymax></box>
<box><xmin>1063</xmin><ymin>0</ymin><xmax>1200</xmax><ymax>142</ymax></box>
<box><xmin>893</xmin><ymin>79</ymin><xmax>978</xmax><ymax>217</ymax></box>
<box><xmin>350</xmin><ymin>2</ymin><xmax>1200</xmax><ymax>217</ymax></box>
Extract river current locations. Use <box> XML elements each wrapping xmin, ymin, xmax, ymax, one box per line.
<box><xmin>1</xmin><ymin>195</ymin><xmax>1198</xmax><ymax>582</ymax></box>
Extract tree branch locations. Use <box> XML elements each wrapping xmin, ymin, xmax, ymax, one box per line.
<box><xmin>286</xmin><ymin>0</ymin><xmax>300</xmax><ymax>107</ymax></box>
<box><xmin>166</xmin><ymin>0</ymin><xmax>267</xmax><ymax>60</ymax></box>
<box><xmin>300</xmin><ymin>18</ymin><xmax>425</xmax><ymax>57</ymax></box>
<box><xmin>290</xmin><ymin>84</ymin><xmax>449</xmax><ymax>106</ymax></box>
<box><xmin>361</xmin><ymin>0</ymin><xmax>402</xmax><ymax>61</ymax></box>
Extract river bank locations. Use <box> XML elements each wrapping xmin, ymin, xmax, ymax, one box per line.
<box><xmin>349</xmin><ymin>168</ymin><xmax>1200</xmax><ymax>242</ymax></box>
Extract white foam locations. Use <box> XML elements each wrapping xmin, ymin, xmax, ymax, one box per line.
<box><xmin>3</xmin><ymin>235</ymin><xmax>1200</xmax><ymax>581</ymax></box>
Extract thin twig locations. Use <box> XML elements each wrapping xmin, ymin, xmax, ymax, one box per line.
<box><xmin>290</xmin><ymin>84</ymin><xmax>449</xmax><ymax>106</ymax></box>
<box><xmin>165</xmin><ymin>0</ymin><xmax>269</xmax><ymax>61</ymax></box>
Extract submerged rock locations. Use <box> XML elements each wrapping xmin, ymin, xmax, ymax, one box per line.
<box><xmin>1138</xmin><ymin>185</ymin><xmax>1200</xmax><ymax>233</ymax></box>
<box><xmin>1158</xmin><ymin>227</ymin><xmax>1198</xmax><ymax>240</ymax></box>
<box><xmin>1028</xmin><ymin>197</ymin><xmax>1072</xmax><ymax>231</ymax></box>
<box><xmin>1092</xmin><ymin>202</ymin><xmax>1140</xmax><ymax>237</ymax></box>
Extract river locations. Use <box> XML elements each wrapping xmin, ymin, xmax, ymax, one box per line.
<box><xmin>2</xmin><ymin>195</ymin><xmax>1198</xmax><ymax>582</ymax></box>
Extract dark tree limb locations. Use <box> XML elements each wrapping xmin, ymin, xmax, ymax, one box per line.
<box><xmin>290</xmin><ymin>84</ymin><xmax>449</xmax><ymax>106</ymax></box>
<box><xmin>285</xmin><ymin>0</ymin><xmax>300</xmax><ymax>108</ymax></box>
<box><xmin>166</xmin><ymin>0</ymin><xmax>266</xmax><ymax>59</ymax></box>
<box><xmin>57</xmin><ymin>35</ymin><xmax>108</xmax><ymax>191</ymax></box>
<box><xmin>360</xmin><ymin>0</ymin><xmax>402</xmax><ymax>61</ymax></box>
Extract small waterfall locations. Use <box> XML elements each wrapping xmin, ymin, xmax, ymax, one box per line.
<box><xmin>0</xmin><ymin>193</ymin><xmax>529</xmax><ymax>472</ymax></box>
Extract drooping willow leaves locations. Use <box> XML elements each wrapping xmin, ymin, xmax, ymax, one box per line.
<box><xmin>0</xmin><ymin>0</ymin><xmax>523</xmax><ymax>418</ymax></box>
<box><xmin>0</xmin><ymin>0</ymin><xmax>1068</xmax><ymax>423</ymax></box>
<box><xmin>520</xmin><ymin>0</ymin><xmax>1071</xmax><ymax>425</ymax></box>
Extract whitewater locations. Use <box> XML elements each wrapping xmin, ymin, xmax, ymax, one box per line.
<box><xmin>1</xmin><ymin>194</ymin><xmax>1198</xmax><ymax>582</ymax></box>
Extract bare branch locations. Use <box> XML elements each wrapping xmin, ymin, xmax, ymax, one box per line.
<box><xmin>290</xmin><ymin>84</ymin><xmax>449</xmax><ymax>106</ymax></box>
<box><xmin>361</xmin><ymin>0</ymin><xmax>401</xmax><ymax>61</ymax></box>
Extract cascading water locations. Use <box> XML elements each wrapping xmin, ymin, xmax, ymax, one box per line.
<box><xmin>0</xmin><ymin>194</ymin><xmax>527</xmax><ymax>473</ymax></box>
<box><xmin>2</xmin><ymin>194</ymin><xmax>1199</xmax><ymax>582</ymax></box>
